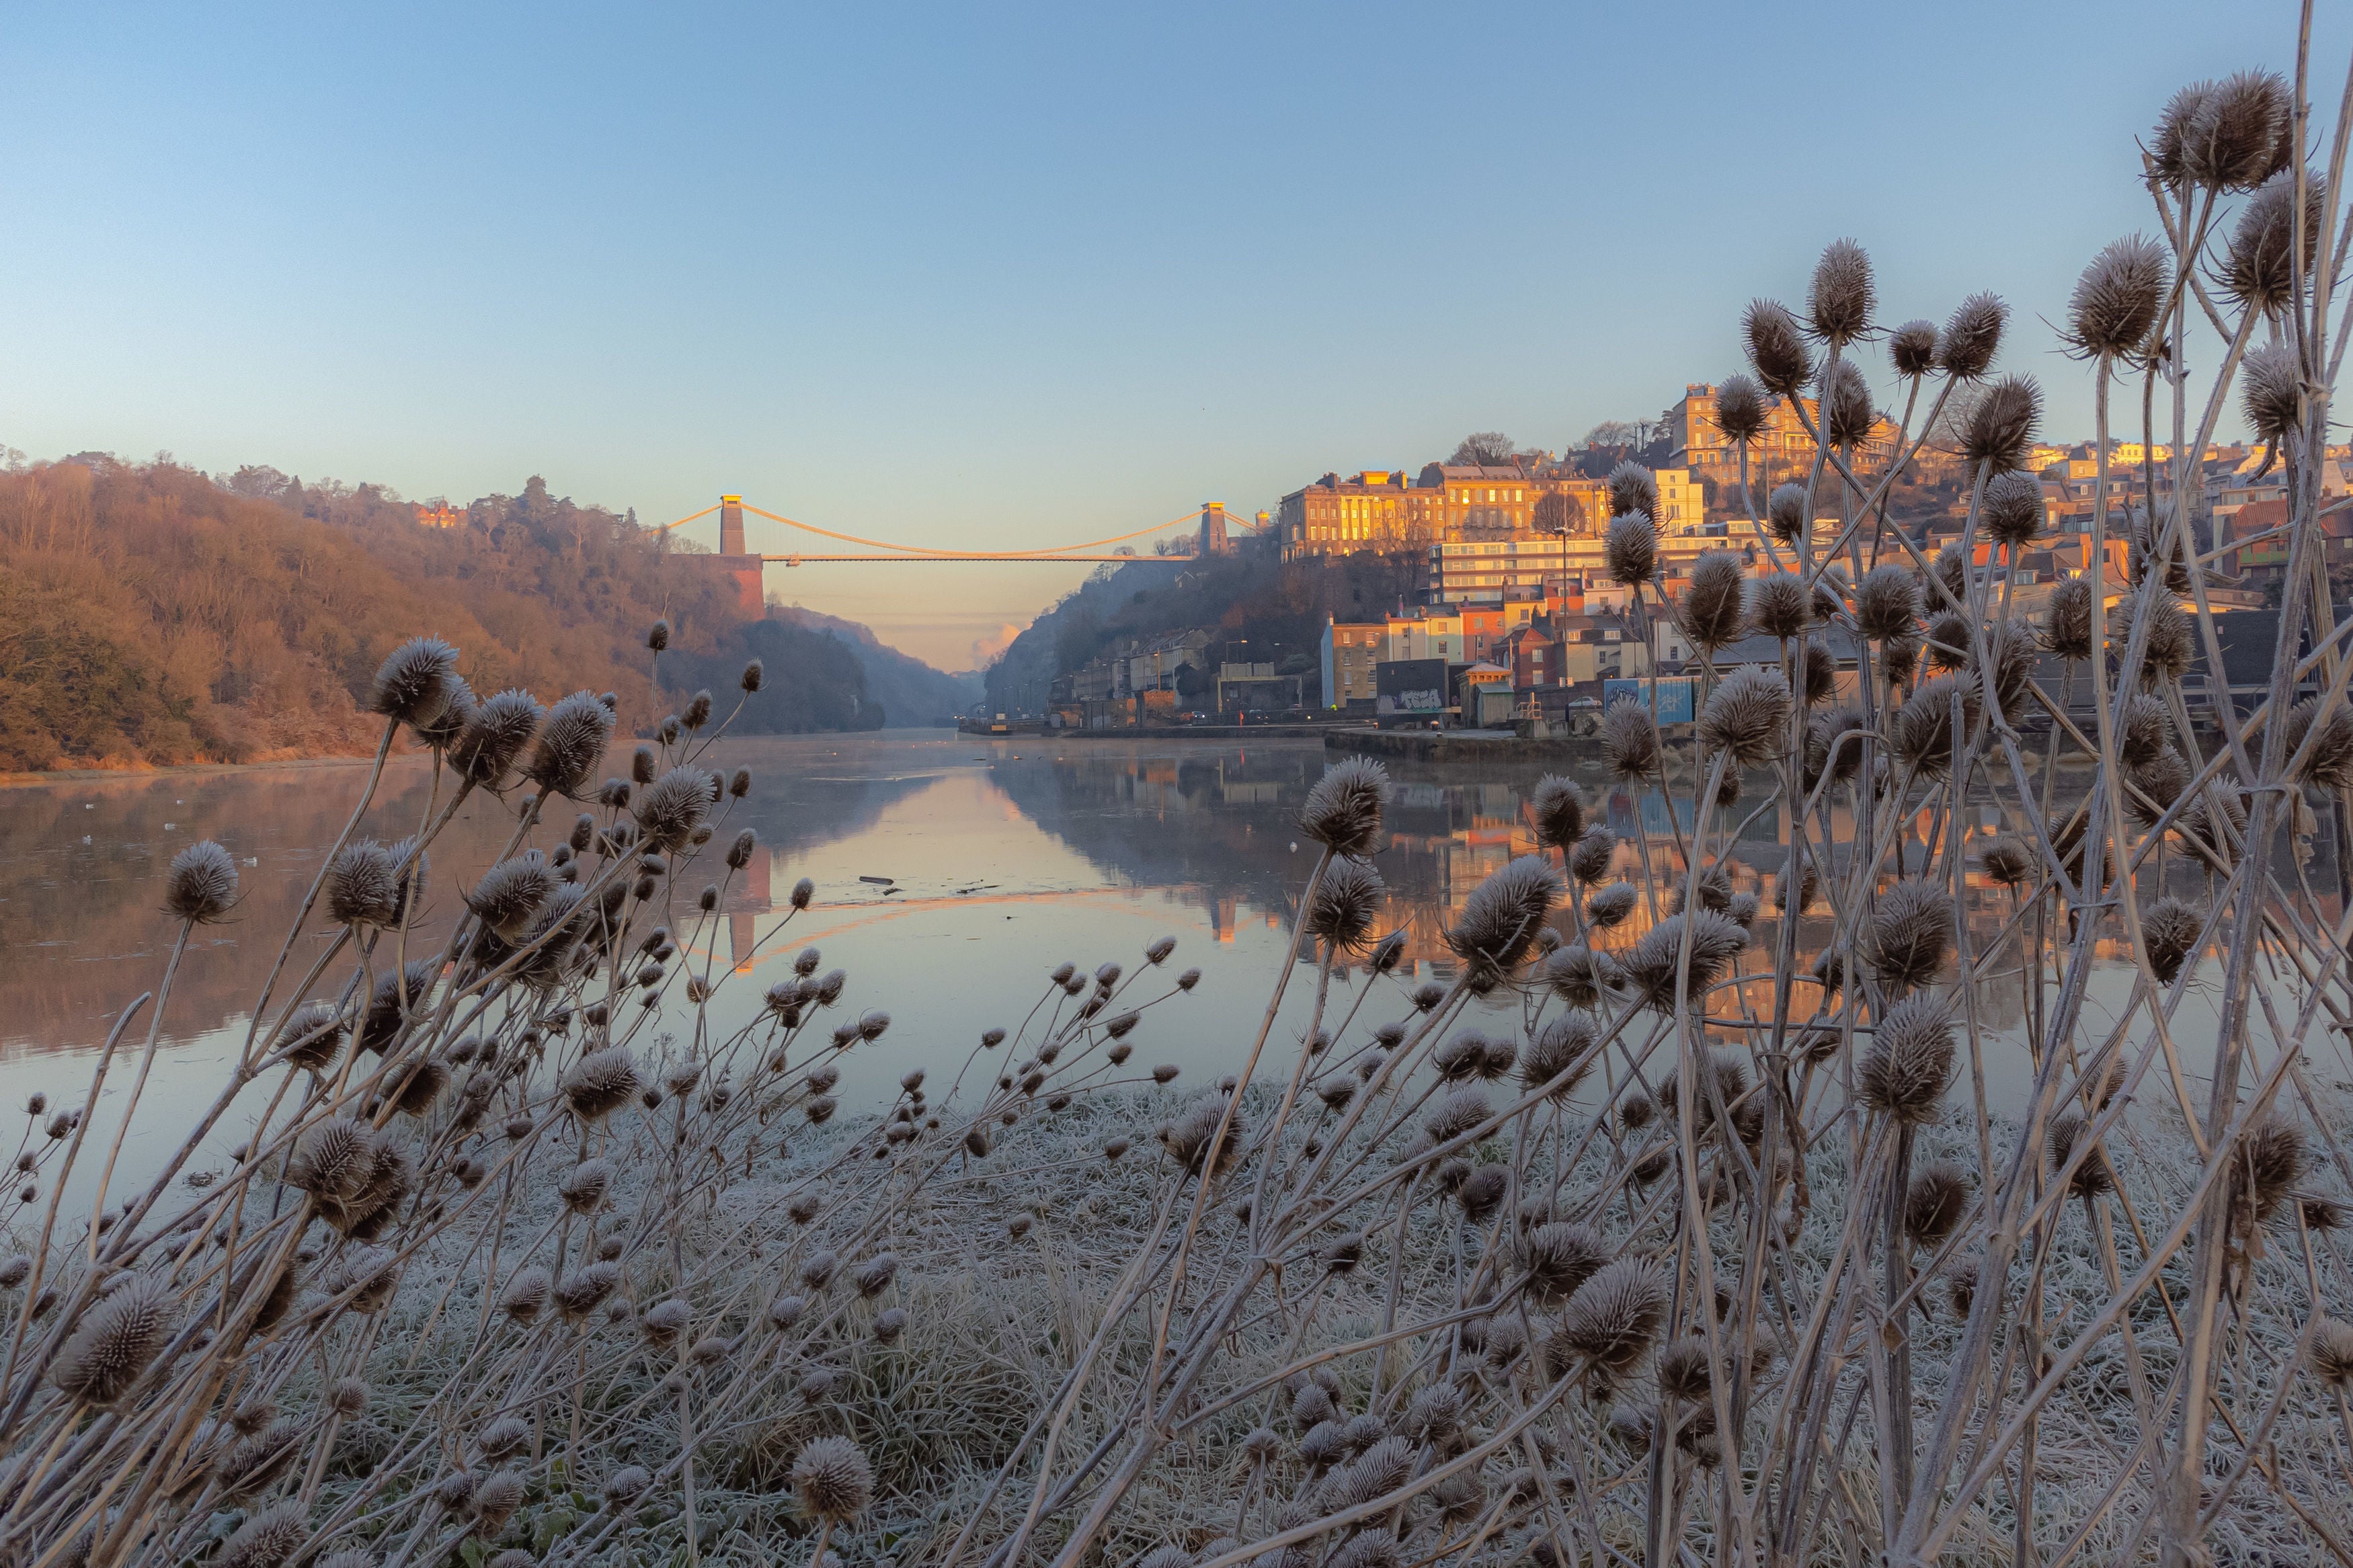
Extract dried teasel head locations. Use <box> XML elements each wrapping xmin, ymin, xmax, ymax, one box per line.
<box><xmin>2195</xmin><ymin>71</ymin><xmax>2294</xmax><ymax>189</ymax></box>
<box><xmin>1667</xmin><ymin>863</ymin><xmax>1733</xmax><ymax>917</ymax></box>
<box><xmin>1681</xmin><ymin>552</ymin><xmax>1748</xmax><ymax>653</ymax></box>
<box><xmin>563</xmin><ymin>1048</ymin><xmax>640</xmax><ymax>1122</ymax></box>
<box><xmin>498</xmin><ymin>1266</ymin><xmax>551</xmax><ymax>1324</ymax></box>
<box><xmin>452</xmin><ymin>689</ymin><xmax>544</xmax><ymax>788</ymax></box>
<box><xmin>634</xmin><ymin>766</ymin><xmax>716</xmax><ymax>853</ymax></box>
<box><xmin>1936</xmin><ymin>292</ymin><xmax>2006</xmax><ymax>380</ymax></box>
<box><xmin>791</xmin><ymin>1436</ymin><xmax>875</xmax><ymax>1522</ymax></box>
<box><xmin>273</xmin><ymin>999</ymin><xmax>346</xmax><ymax>1073</ymax></box>
<box><xmin>2046</xmin><ymin>1110</ymin><xmax>2114</xmax><ymax>1200</ymax></box>
<box><xmin>1568</xmin><ymin>827</ymin><xmax>1616</xmax><ymax>884</ymax></box>
<box><xmin>1601</xmin><ymin>700</ymin><xmax>1659</xmax><ymax>781</ymax></box>
<box><xmin>1551</xmin><ymin>1257</ymin><xmax>1671</xmax><ymax>1378</ymax></box>
<box><xmin>1981</xmin><ymin>470</ymin><xmax>2045</xmax><ymax>548</ymax></box>
<box><xmin>1903</xmin><ymin>1161</ymin><xmax>1971</xmax><ymax>1249</ymax></box>
<box><xmin>2066</xmin><ymin>235</ymin><xmax>2169</xmax><ymax>359</ymax></box>
<box><xmin>1304</xmin><ymin>859</ymin><xmax>1384</xmax><ymax>954</ymax></box>
<box><xmin>1157</xmin><ymin>1096</ymin><xmax>1242</xmax><ymax>1179</ymax></box>
<box><xmin>165</xmin><ymin>840</ymin><xmax>239</xmax><ymax>924</ymax></box>
<box><xmin>2226</xmin><ymin>168</ymin><xmax>2326</xmax><ymax>319</ymax></box>
<box><xmin>216</xmin><ymin>1501</ymin><xmax>309</xmax><ymax>1568</ymax></box>
<box><xmin>1586</xmin><ymin>881</ymin><xmax>1638</xmax><ymax>929</ymax></box>
<box><xmin>1543</xmin><ymin>946</ymin><xmax>1621</xmax><ymax>1013</ymax></box>
<box><xmin>1976</xmin><ymin>833</ymin><xmax>2034</xmax><ymax>890</ymax></box>
<box><xmin>1889</xmin><ymin>319</ymin><xmax>1939</xmax><ymax>378</ymax></box>
<box><xmin>2240</xmin><ymin>342</ymin><xmax>2302</xmax><ymax>448</ymax></box>
<box><xmin>1698</xmin><ymin>667</ymin><xmax>1792</xmax><ymax>768</ymax></box>
<box><xmin>1522</xmin><ymin>1012</ymin><xmax>1597</xmax><ymax>1098</ymax></box>
<box><xmin>51</xmin><ymin>1274</ymin><xmax>173</xmax><ymax>1406</ymax></box>
<box><xmin>1853</xmin><ymin>565</ymin><xmax>1919</xmax><ymax>643</ymax></box>
<box><xmin>2233</xmin><ymin>1117</ymin><xmax>2306</xmax><ymax>1235</ymax></box>
<box><xmin>1657</xmin><ymin>1339</ymin><xmax>1714</xmax><ymax>1403</ymax></box>
<box><xmin>1620</xmin><ymin>912</ymin><xmax>1747</xmax><ymax>1013</ymax></box>
<box><xmin>1300</xmin><ymin>757</ymin><xmax>1388</xmax><ymax>858</ymax></box>
<box><xmin>1605</xmin><ymin>512</ymin><xmax>1659</xmax><ymax>587</ymax></box>
<box><xmin>1445</xmin><ymin>856</ymin><xmax>1560</xmax><ymax>986</ymax></box>
<box><xmin>2151</xmin><ymin>80</ymin><xmax>2216</xmax><ymax>190</ymax></box>
<box><xmin>1764</xmin><ymin>483</ymin><xmax>1806</xmax><ymax>545</ymax></box>
<box><xmin>1858</xmin><ymin>995</ymin><xmax>1956</xmax><ymax>1125</ymax></box>
<box><xmin>1806</xmin><ymin>237</ymin><xmax>1874</xmax><ymax>346</ymax></box>
<box><xmin>2281</xmin><ymin>697</ymin><xmax>2353</xmax><ymax>790</ymax></box>
<box><xmin>2042</xmin><ymin>578</ymin><xmax>2095</xmax><ymax>661</ymax></box>
<box><xmin>2142</xmin><ymin>896</ymin><xmax>2202</xmax><ymax>985</ymax></box>
<box><xmin>1958</xmin><ymin>375</ymin><xmax>2040</xmax><ymax>472</ymax></box>
<box><xmin>1749</xmin><ymin>572</ymin><xmax>1810</xmax><ymax>640</ymax></box>
<box><xmin>525</xmin><ymin>691</ymin><xmax>616</xmax><ymax>798</ymax></box>
<box><xmin>2124</xmin><ymin>746</ymin><xmax>2190</xmax><ymax>829</ymax></box>
<box><xmin>1804</xmin><ymin>706</ymin><xmax>1866</xmax><ymax>792</ymax></box>
<box><xmin>1609</xmin><ymin>462</ymin><xmax>1660</xmax><ymax>522</ymax></box>
<box><xmin>559</xmin><ymin>1157</ymin><xmax>613</xmax><ymax>1214</ymax></box>
<box><xmin>553</xmin><ymin>1261</ymin><xmax>621</xmax><ymax>1321</ymax></box>
<box><xmin>1823</xmin><ymin>359</ymin><xmax>1876</xmax><ymax>450</ymax></box>
<box><xmin>1744</xmin><ymin>299</ymin><xmax>1812</xmax><ymax>397</ymax></box>
<box><xmin>1713</xmin><ymin>374</ymin><xmax>1767</xmax><ymax>444</ymax></box>
<box><xmin>1520</xmin><ymin>1221</ymin><xmax>1609</xmax><ymax>1304</ymax></box>
<box><xmin>1870</xmin><ymin>878</ymin><xmax>1952</xmax><ymax>990</ymax></box>
<box><xmin>2107</xmin><ymin>587</ymin><xmax>2193</xmax><ymax>688</ymax></box>
<box><xmin>2310</xmin><ymin>1317</ymin><xmax>2353</xmax><ymax>1388</ymax></box>
<box><xmin>370</xmin><ymin>635</ymin><xmax>459</xmax><ymax>728</ymax></box>
<box><xmin>1529</xmin><ymin>774</ymin><xmax>1585</xmax><ymax>848</ymax></box>
<box><xmin>1892</xmin><ymin>675</ymin><xmax>1981</xmax><ymax>780</ymax></box>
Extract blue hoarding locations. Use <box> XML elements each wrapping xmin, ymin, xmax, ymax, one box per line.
<box><xmin>1602</xmin><ymin>677</ymin><xmax>1696</xmax><ymax>725</ymax></box>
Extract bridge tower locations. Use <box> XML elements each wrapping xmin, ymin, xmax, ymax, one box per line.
<box><xmin>1199</xmin><ymin>502</ymin><xmax>1228</xmax><ymax>557</ymax></box>
<box><xmin>715</xmin><ymin>495</ymin><xmax>762</xmax><ymax>616</ymax></box>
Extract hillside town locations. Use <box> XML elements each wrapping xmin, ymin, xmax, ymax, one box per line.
<box><xmin>1011</xmin><ymin>384</ymin><xmax>2349</xmax><ymax>734</ymax></box>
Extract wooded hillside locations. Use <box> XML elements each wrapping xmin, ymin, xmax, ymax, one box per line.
<box><xmin>0</xmin><ymin>456</ymin><xmax>924</xmax><ymax>770</ymax></box>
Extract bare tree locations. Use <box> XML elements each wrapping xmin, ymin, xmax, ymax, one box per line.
<box><xmin>1449</xmin><ymin>431</ymin><xmax>1518</xmax><ymax>466</ymax></box>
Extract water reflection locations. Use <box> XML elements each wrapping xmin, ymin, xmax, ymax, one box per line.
<box><xmin>0</xmin><ymin>733</ymin><xmax>2321</xmax><ymax>1204</ymax></box>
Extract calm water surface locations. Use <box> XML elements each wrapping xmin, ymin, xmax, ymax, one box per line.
<box><xmin>0</xmin><ymin>731</ymin><xmax>2307</xmax><ymax>1206</ymax></box>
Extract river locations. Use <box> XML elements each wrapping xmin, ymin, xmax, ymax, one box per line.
<box><xmin>0</xmin><ymin>730</ymin><xmax>2297</xmax><ymax>1208</ymax></box>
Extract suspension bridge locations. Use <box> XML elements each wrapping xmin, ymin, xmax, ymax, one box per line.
<box><xmin>659</xmin><ymin>495</ymin><xmax>1260</xmax><ymax>565</ymax></box>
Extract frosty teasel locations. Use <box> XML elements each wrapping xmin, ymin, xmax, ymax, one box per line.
<box><xmin>4</xmin><ymin>24</ymin><xmax>2353</xmax><ymax>1568</ymax></box>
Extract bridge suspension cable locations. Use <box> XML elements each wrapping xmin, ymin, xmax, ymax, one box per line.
<box><xmin>741</xmin><ymin>502</ymin><xmax>1208</xmax><ymax>559</ymax></box>
<box><xmin>660</xmin><ymin>498</ymin><xmax>1230</xmax><ymax>561</ymax></box>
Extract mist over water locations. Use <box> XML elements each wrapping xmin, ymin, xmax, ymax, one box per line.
<box><xmin>0</xmin><ymin>733</ymin><xmax>2288</xmax><ymax>1208</ymax></box>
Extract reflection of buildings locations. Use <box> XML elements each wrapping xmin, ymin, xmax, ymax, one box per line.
<box><xmin>955</xmin><ymin>744</ymin><xmax>2284</xmax><ymax>1043</ymax></box>
<box><xmin>729</xmin><ymin>843</ymin><xmax>774</xmax><ymax>973</ymax></box>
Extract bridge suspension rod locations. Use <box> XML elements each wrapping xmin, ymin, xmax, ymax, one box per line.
<box><xmin>762</xmin><ymin>554</ymin><xmax>1192</xmax><ymax>565</ymax></box>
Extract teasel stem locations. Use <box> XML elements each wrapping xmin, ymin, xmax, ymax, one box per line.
<box><xmin>0</xmin><ymin>989</ymin><xmax>150</xmax><ymax>1446</ymax></box>
<box><xmin>83</xmin><ymin>921</ymin><xmax>193</xmax><ymax>1260</ymax></box>
<box><xmin>237</xmin><ymin>715</ymin><xmax>399</xmax><ymax>1068</ymax></box>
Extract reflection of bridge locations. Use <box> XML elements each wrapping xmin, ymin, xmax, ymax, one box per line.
<box><xmin>663</xmin><ymin>495</ymin><xmax>1263</xmax><ymax>568</ymax></box>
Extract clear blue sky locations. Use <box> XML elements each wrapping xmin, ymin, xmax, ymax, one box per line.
<box><xmin>2</xmin><ymin>1</ymin><xmax>2334</xmax><ymax>669</ymax></box>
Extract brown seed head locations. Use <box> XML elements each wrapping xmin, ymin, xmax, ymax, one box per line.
<box><xmin>1714</xmin><ymin>374</ymin><xmax>1767</xmax><ymax>443</ymax></box>
<box><xmin>1889</xmin><ymin>319</ymin><xmax>1939</xmax><ymax>378</ymax></box>
<box><xmin>1744</xmin><ymin>299</ymin><xmax>1812</xmax><ymax>397</ymax></box>
<box><xmin>1605</xmin><ymin>512</ymin><xmax>1659</xmax><ymax>586</ymax></box>
<box><xmin>1300</xmin><ymin>757</ymin><xmax>1389</xmax><ymax>858</ymax></box>
<box><xmin>1858</xmin><ymin>995</ymin><xmax>1955</xmax><ymax>1124</ymax></box>
<box><xmin>52</xmin><ymin>1274</ymin><xmax>173</xmax><ymax>1406</ymax></box>
<box><xmin>1699</xmin><ymin>666</ymin><xmax>1792</xmax><ymax>768</ymax></box>
<box><xmin>1554</xmin><ymin>1257</ymin><xmax>1671</xmax><ymax>1377</ymax></box>
<box><xmin>165</xmin><ymin>840</ymin><xmax>239</xmax><ymax>925</ymax></box>
<box><xmin>1806</xmin><ymin>238</ymin><xmax>1874</xmax><ymax>345</ymax></box>
<box><xmin>792</xmin><ymin>1435</ymin><xmax>875</xmax><ymax>1522</ymax></box>
<box><xmin>1936</xmin><ymin>293</ymin><xmax>2007</xmax><ymax>380</ymax></box>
